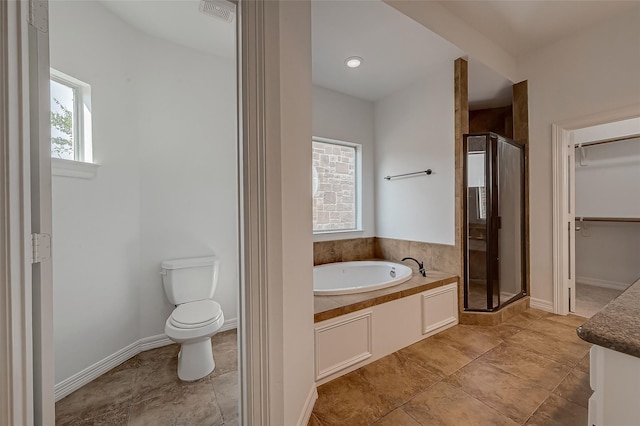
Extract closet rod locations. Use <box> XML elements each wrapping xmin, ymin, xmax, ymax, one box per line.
<box><xmin>574</xmin><ymin>134</ymin><xmax>640</xmax><ymax>148</ymax></box>
<box><xmin>577</xmin><ymin>217</ymin><xmax>640</xmax><ymax>223</ymax></box>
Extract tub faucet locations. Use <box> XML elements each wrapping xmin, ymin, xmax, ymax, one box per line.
<box><xmin>402</xmin><ymin>257</ymin><xmax>426</xmax><ymax>277</ymax></box>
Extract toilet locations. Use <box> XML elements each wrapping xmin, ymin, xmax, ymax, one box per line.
<box><xmin>161</xmin><ymin>256</ymin><xmax>225</xmax><ymax>381</ymax></box>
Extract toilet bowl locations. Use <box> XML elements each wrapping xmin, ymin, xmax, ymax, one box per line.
<box><xmin>164</xmin><ymin>299</ymin><xmax>224</xmax><ymax>381</ymax></box>
<box><xmin>161</xmin><ymin>256</ymin><xmax>225</xmax><ymax>381</ymax></box>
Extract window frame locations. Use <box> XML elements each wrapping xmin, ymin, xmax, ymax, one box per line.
<box><xmin>50</xmin><ymin>69</ymin><xmax>97</xmax><ymax>178</ymax></box>
<box><xmin>312</xmin><ymin>136</ymin><xmax>362</xmax><ymax>234</ymax></box>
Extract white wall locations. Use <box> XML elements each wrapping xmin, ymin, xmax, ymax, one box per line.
<box><xmin>50</xmin><ymin>1</ymin><xmax>238</xmax><ymax>383</ymax></box>
<box><xmin>519</xmin><ymin>8</ymin><xmax>640</xmax><ymax>303</ymax></box>
<box><xmin>312</xmin><ymin>85</ymin><xmax>375</xmax><ymax>240</ymax></box>
<box><xmin>135</xmin><ymin>32</ymin><xmax>238</xmax><ymax>339</ymax></box>
<box><xmin>374</xmin><ymin>62</ymin><xmax>455</xmax><ymax>245</ymax></box>
<box><xmin>50</xmin><ymin>1</ymin><xmax>141</xmax><ymax>384</ymax></box>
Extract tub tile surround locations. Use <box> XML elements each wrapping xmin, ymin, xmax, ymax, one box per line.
<box><xmin>313</xmin><ymin>237</ymin><xmax>460</xmax><ymax>276</ymax></box>
<box><xmin>311</xmin><ymin>309</ymin><xmax>592</xmax><ymax>425</ymax></box>
<box><xmin>55</xmin><ymin>330</ymin><xmax>238</xmax><ymax>426</ymax></box>
<box><xmin>313</xmin><ymin>237</ymin><xmax>376</xmax><ymax>265</ymax></box>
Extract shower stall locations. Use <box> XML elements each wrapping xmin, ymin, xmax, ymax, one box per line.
<box><xmin>463</xmin><ymin>133</ymin><xmax>526</xmax><ymax>311</ymax></box>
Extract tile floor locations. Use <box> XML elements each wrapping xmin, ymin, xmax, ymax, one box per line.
<box><xmin>575</xmin><ymin>282</ymin><xmax>624</xmax><ymax>318</ymax></box>
<box><xmin>311</xmin><ymin>309</ymin><xmax>593</xmax><ymax>426</ymax></box>
<box><xmin>55</xmin><ymin>329</ymin><xmax>238</xmax><ymax>426</ymax></box>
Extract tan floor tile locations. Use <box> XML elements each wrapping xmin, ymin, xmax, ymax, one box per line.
<box><xmin>431</xmin><ymin>325</ymin><xmax>503</xmax><ymax>358</ymax></box>
<box><xmin>524</xmin><ymin>308</ymin><xmax>549</xmax><ymax>319</ymax></box>
<box><xmin>56</xmin><ymin>405</ymin><xmax>130</xmax><ymax>426</ymax></box>
<box><xmin>502</xmin><ymin>312</ymin><xmax>538</xmax><ymax>329</ymax></box>
<box><xmin>576</xmin><ymin>352</ymin><xmax>590</xmax><ymax>374</ymax></box>
<box><xmin>129</xmin><ymin>381</ymin><xmax>222</xmax><ymax>426</ymax></box>
<box><xmin>137</xmin><ymin>343</ymin><xmax>180</xmax><ymax>368</ymax></box>
<box><xmin>55</xmin><ymin>363</ymin><xmax>136</xmax><ymax>423</ymax></box>
<box><xmin>212</xmin><ymin>370</ymin><xmax>239</xmax><ymax>422</ymax></box>
<box><xmin>446</xmin><ymin>359</ymin><xmax>550</xmax><ymax>423</ymax></box>
<box><xmin>56</xmin><ymin>332</ymin><xmax>239</xmax><ymax>426</ymax></box>
<box><xmin>308</xmin><ymin>413</ymin><xmax>322</xmax><ymax>426</ymax></box>
<box><xmin>212</xmin><ymin>331</ymin><xmax>239</xmax><ymax>377</ymax></box>
<box><xmin>132</xmin><ymin>356</ymin><xmax>209</xmax><ymax>403</ymax></box>
<box><xmin>356</xmin><ymin>352</ymin><xmax>441</xmax><ymax>408</ymax></box>
<box><xmin>526</xmin><ymin>317</ymin><xmax>591</xmax><ymax>347</ymax></box>
<box><xmin>525</xmin><ymin>394</ymin><xmax>588</xmax><ymax>426</ymax></box>
<box><xmin>313</xmin><ymin>371</ymin><xmax>394</xmax><ymax>426</ymax></box>
<box><xmin>403</xmin><ymin>381</ymin><xmax>518</xmax><ymax>426</ymax></box>
<box><xmin>505</xmin><ymin>329</ymin><xmax>590</xmax><ymax>366</ymax></box>
<box><xmin>211</xmin><ymin>329</ymin><xmax>237</xmax><ymax>346</ymax></box>
<box><xmin>371</xmin><ymin>408</ymin><xmax>421</xmax><ymax>426</ymax></box>
<box><xmin>544</xmin><ymin>313</ymin><xmax>587</xmax><ymax>328</ymax></box>
<box><xmin>479</xmin><ymin>343</ymin><xmax>572</xmax><ymax>391</ymax></box>
<box><xmin>463</xmin><ymin>323</ymin><xmax>524</xmax><ymax>341</ymax></box>
<box><xmin>398</xmin><ymin>337</ymin><xmax>473</xmax><ymax>377</ymax></box>
<box><xmin>553</xmin><ymin>369</ymin><xmax>592</xmax><ymax>408</ymax></box>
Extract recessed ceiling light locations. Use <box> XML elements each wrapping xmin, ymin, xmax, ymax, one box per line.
<box><xmin>345</xmin><ymin>56</ymin><xmax>363</xmax><ymax>69</ymax></box>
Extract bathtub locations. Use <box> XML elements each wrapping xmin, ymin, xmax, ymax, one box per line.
<box><xmin>313</xmin><ymin>261</ymin><xmax>413</xmax><ymax>296</ymax></box>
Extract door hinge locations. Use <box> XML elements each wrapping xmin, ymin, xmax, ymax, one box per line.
<box><xmin>31</xmin><ymin>233</ymin><xmax>51</xmax><ymax>264</ymax></box>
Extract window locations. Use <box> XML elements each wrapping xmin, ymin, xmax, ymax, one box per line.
<box><xmin>50</xmin><ymin>69</ymin><xmax>93</xmax><ymax>163</ymax></box>
<box><xmin>312</xmin><ymin>137</ymin><xmax>360</xmax><ymax>233</ymax></box>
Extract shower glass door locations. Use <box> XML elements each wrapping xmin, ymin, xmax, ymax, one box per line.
<box><xmin>463</xmin><ymin>133</ymin><xmax>526</xmax><ymax>311</ymax></box>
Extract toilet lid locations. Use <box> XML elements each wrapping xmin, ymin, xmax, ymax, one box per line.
<box><xmin>170</xmin><ymin>300</ymin><xmax>222</xmax><ymax>329</ymax></box>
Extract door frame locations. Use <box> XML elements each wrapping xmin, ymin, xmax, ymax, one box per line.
<box><xmin>1</xmin><ymin>1</ymin><xmax>36</xmax><ymax>424</ymax></box>
<box><xmin>551</xmin><ymin>104</ymin><xmax>640</xmax><ymax>315</ymax></box>
<box><xmin>2</xmin><ymin>0</ymin><xmax>276</xmax><ymax>424</ymax></box>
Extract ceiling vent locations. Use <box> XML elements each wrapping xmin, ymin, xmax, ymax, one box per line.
<box><xmin>199</xmin><ymin>0</ymin><xmax>235</xmax><ymax>23</ymax></box>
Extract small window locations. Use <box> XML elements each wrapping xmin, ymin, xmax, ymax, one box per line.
<box><xmin>50</xmin><ymin>69</ymin><xmax>92</xmax><ymax>163</ymax></box>
<box><xmin>312</xmin><ymin>138</ymin><xmax>360</xmax><ymax>233</ymax></box>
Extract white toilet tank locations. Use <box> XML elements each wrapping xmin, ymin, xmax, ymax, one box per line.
<box><xmin>161</xmin><ymin>256</ymin><xmax>219</xmax><ymax>305</ymax></box>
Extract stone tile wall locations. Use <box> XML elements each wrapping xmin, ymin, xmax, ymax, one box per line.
<box><xmin>313</xmin><ymin>237</ymin><xmax>460</xmax><ymax>277</ymax></box>
<box><xmin>313</xmin><ymin>238</ymin><xmax>376</xmax><ymax>265</ymax></box>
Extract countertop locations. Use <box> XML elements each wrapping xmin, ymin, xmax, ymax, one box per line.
<box><xmin>577</xmin><ymin>277</ymin><xmax>640</xmax><ymax>358</ymax></box>
<box><xmin>314</xmin><ymin>270</ymin><xmax>458</xmax><ymax>323</ymax></box>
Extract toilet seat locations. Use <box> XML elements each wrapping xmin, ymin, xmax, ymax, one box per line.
<box><xmin>169</xmin><ymin>300</ymin><xmax>222</xmax><ymax>330</ymax></box>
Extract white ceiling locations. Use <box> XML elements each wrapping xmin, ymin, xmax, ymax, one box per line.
<box><xmin>437</xmin><ymin>0</ymin><xmax>639</xmax><ymax>57</ymax></box>
<box><xmin>99</xmin><ymin>0</ymin><xmax>235</xmax><ymax>59</ymax></box>
<box><xmin>312</xmin><ymin>0</ymin><xmax>466</xmax><ymax>102</ymax></box>
<box><xmin>312</xmin><ymin>0</ymin><xmax>515</xmax><ymax>106</ymax></box>
<box><xmin>96</xmin><ymin>0</ymin><xmax>629</xmax><ymax>109</ymax></box>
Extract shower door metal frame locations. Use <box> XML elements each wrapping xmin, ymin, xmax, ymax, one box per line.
<box><xmin>463</xmin><ymin>133</ymin><xmax>527</xmax><ymax>312</ymax></box>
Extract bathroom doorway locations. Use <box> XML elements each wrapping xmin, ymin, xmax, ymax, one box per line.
<box><xmin>47</xmin><ymin>1</ymin><xmax>241</xmax><ymax>424</ymax></box>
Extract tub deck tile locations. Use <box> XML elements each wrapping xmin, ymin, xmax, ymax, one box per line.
<box><xmin>314</xmin><ymin>270</ymin><xmax>458</xmax><ymax>323</ymax></box>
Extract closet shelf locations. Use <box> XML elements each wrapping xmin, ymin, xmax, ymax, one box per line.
<box><xmin>576</xmin><ymin>217</ymin><xmax>640</xmax><ymax>223</ymax></box>
<box><xmin>574</xmin><ymin>134</ymin><xmax>640</xmax><ymax>148</ymax></box>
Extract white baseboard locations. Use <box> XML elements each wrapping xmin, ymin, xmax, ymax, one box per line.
<box><xmin>55</xmin><ymin>318</ymin><xmax>238</xmax><ymax>402</ymax></box>
<box><xmin>530</xmin><ymin>297</ymin><xmax>554</xmax><ymax>313</ymax></box>
<box><xmin>138</xmin><ymin>334</ymin><xmax>173</xmax><ymax>353</ymax></box>
<box><xmin>220</xmin><ymin>317</ymin><xmax>237</xmax><ymax>333</ymax></box>
<box><xmin>54</xmin><ymin>336</ymin><xmax>155</xmax><ymax>402</ymax></box>
<box><xmin>576</xmin><ymin>276</ymin><xmax>630</xmax><ymax>291</ymax></box>
<box><xmin>297</xmin><ymin>385</ymin><xmax>318</xmax><ymax>426</ymax></box>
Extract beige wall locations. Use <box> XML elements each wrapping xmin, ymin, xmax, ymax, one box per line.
<box><xmin>519</xmin><ymin>8</ymin><xmax>640</xmax><ymax>304</ymax></box>
<box><xmin>275</xmin><ymin>1</ymin><xmax>317</xmax><ymax>424</ymax></box>
<box><xmin>388</xmin><ymin>3</ymin><xmax>640</xmax><ymax>307</ymax></box>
